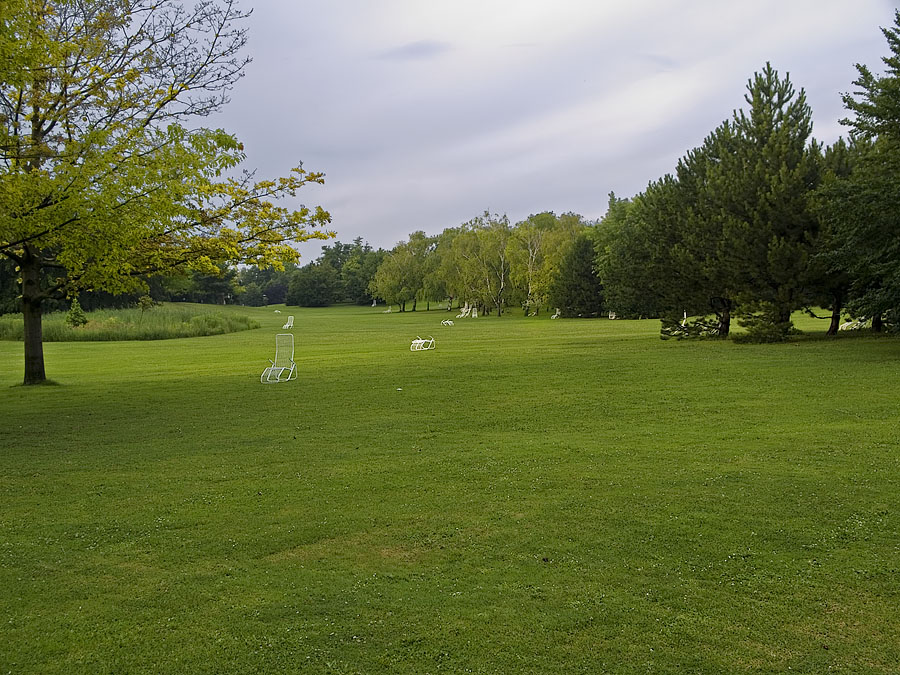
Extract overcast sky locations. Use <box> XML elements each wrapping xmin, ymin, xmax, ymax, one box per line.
<box><xmin>208</xmin><ymin>0</ymin><xmax>897</xmax><ymax>260</ymax></box>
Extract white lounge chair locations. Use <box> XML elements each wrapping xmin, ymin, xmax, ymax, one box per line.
<box><xmin>441</xmin><ymin>319</ymin><xmax>454</xmax><ymax>326</ymax></box>
<box><xmin>456</xmin><ymin>303</ymin><xmax>470</xmax><ymax>318</ymax></box>
<box><xmin>551</xmin><ymin>308</ymin><xmax>561</xmax><ymax>319</ymax></box>
<box><xmin>410</xmin><ymin>335</ymin><xmax>436</xmax><ymax>351</ymax></box>
<box><xmin>261</xmin><ymin>333</ymin><xmax>297</xmax><ymax>383</ymax></box>
<box><xmin>282</xmin><ymin>315</ymin><xmax>294</xmax><ymax>329</ymax></box>
<box><xmin>839</xmin><ymin>318</ymin><xmax>867</xmax><ymax>331</ymax></box>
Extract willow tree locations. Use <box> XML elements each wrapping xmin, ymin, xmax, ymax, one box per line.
<box><xmin>0</xmin><ymin>1</ymin><xmax>332</xmax><ymax>384</ymax></box>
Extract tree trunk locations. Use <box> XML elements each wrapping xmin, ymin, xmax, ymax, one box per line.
<box><xmin>872</xmin><ymin>313</ymin><xmax>883</xmax><ymax>332</ymax></box>
<box><xmin>715</xmin><ymin>304</ymin><xmax>731</xmax><ymax>337</ymax></box>
<box><xmin>826</xmin><ymin>292</ymin><xmax>842</xmax><ymax>336</ymax></box>
<box><xmin>776</xmin><ymin>304</ymin><xmax>792</xmax><ymax>325</ymax></box>
<box><xmin>711</xmin><ymin>297</ymin><xmax>731</xmax><ymax>337</ymax></box>
<box><xmin>716</xmin><ymin>311</ymin><xmax>730</xmax><ymax>337</ymax></box>
<box><xmin>21</xmin><ymin>250</ymin><xmax>47</xmax><ymax>385</ymax></box>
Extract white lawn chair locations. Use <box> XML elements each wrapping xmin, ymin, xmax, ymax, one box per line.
<box><xmin>456</xmin><ymin>303</ymin><xmax>470</xmax><ymax>318</ymax></box>
<box><xmin>441</xmin><ymin>319</ymin><xmax>454</xmax><ymax>326</ymax></box>
<box><xmin>410</xmin><ymin>335</ymin><xmax>436</xmax><ymax>351</ymax></box>
<box><xmin>551</xmin><ymin>308</ymin><xmax>561</xmax><ymax>319</ymax></box>
<box><xmin>261</xmin><ymin>333</ymin><xmax>297</xmax><ymax>383</ymax></box>
<box><xmin>840</xmin><ymin>318</ymin><xmax>867</xmax><ymax>331</ymax></box>
<box><xmin>282</xmin><ymin>315</ymin><xmax>294</xmax><ymax>329</ymax></box>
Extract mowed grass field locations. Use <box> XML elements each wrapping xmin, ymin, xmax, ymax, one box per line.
<box><xmin>1</xmin><ymin>304</ymin><xmax>898</xmax><ymax>673</ymax></box>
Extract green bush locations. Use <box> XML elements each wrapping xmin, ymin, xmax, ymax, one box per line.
<box><xmin>65</xmin><ymin>298</ymin><xmax>88</xmax><ymax>327</ymax></box>
<box><xmin>734</xmin><ymin>307</ymin><xmax>799</xmax><ymax>343</ymax></box>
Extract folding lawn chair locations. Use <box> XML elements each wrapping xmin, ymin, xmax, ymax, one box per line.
<box><xmin>261</xmin><ymin>333</ymin><xmax>297</xmax><ymax>383</ymax></box>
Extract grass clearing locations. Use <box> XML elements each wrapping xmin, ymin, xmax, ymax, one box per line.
<box><xmin>1</xmin><ymin>305</ymin><xmax>898</xmax><ymax>673</ymax></box>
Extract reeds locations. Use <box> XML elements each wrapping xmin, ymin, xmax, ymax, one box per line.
<box><xmin>0</xmin><ymin>305</ymin><xmax>260</xmax><ymax>341</ymax></box>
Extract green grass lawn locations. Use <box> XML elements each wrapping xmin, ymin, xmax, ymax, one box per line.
<box><xmin>1</xmin><ymin>305</ymin><xmax>898</xmax><ymax>673</ymax></box>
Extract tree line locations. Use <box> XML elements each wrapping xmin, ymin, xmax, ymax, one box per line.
<box><xmin>596</xmin><ymin>47</ymin><xmax>899</xmax><ymax>341</ymax></box>
<box><xmin>367</xmin><ymin>211</ymin><xmax>596</xmax><ymax>316</ymax></box>
<box><xmin>3</xmin><ymin>4</ymin><xmax>898</xmax><ymax>385</ymax></box>
<box><xmin>363</xmin><ymin>13</ymin><xmax>900</xmax><ymax>340</ymax></box>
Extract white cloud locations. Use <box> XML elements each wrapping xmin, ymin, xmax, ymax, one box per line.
<box><xmin>213</xmin><ymin>0</ymin><xmax>898</xmax><ymax>253</ymax></box>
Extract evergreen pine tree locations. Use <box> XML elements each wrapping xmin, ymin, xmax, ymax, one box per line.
<box><xmin>549</xmin><ymin>234</ymin><xmax>604</xmax><ymax>317</ymax></box>
<box><xmin>711</xmin><ymin>63</ymin><xmax>819</xmax><ymax>339</ymax></box>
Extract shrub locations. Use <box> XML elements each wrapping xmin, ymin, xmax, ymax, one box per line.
<box><xmin>65</xmin><ymin>298</ymin><xmax>88</xmax><ymax>328</ymax></box>
<box><xmin>734</xmin><ymin>304</ymin><xmax>800</xmax><ymax>343</ymax></box>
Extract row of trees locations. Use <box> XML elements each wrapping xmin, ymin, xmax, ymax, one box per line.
<box><xmin>363</xmin><ymin>14</ymin><xmax>900</xmax><ymax>332</ymax></box>
<box><xmin>284</xmin><ymin>238</ymin><xmax>386</xmax><ymax>307</ymax></box>
<box><xmin>0</xmin><ymin>236</ymin><xmax>383</xmax><ymax>314</ymax></box>
<box><xmin>594</xmin><ymin>20</ymin><xmax>900</xmax><ymax>341</ymax></box>
<box><xmin>368</xmin><ymin>211</ymin><xmax>593</xmax><ymax>316</ymax></box>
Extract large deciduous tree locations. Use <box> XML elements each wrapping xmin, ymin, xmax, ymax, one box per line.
<box><xmin>507</xmin><ymin>212</ymin><xmax>571</xmax><ymax>316</ymax></box>
<box><xmin>0</xmin><ymin>0</ymin><xmax>332</xmax><ymax>384</ymax></box>
<box><xmin>369</xmin><ymin>234</ymin><xmax>430</xmax><ymax>311</ymax></box>
<box><xmin>455</xmin><ymin>212</ymin><xmax>512</xmax><ymax>316</ymax></box>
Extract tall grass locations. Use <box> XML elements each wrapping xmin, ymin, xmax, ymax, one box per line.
<box><xmin>0</xmin><ymin>303</ymin><xmax>259</xmax><ymax>341</ymax></box>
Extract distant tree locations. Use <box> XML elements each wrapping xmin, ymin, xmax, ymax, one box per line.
<box><xmin>0</xmin><ymin>257</ymin><xmax>20</xmax><ymax>314</ymax></box>
<box><xmin>286</xmin><ymin>264</ymin><xmax>339</xmax><ymax>307</ymax></box>
<box><xmin>549</xmin><ymin>233</ymin><xmax>604</xmax><ymax>317</ymax></box>
<box><xmin>369</xmin><ymin>237</ymin><xmax>425</xmax><ymax>311</ymax></box>
<box><xmin>807</xmin><ymin>137</ymin><xmax>858</xmax><ymax>334</ymax></box>
<box><xmin>597</xmin><ymin>189</ymin><xmax>672</xmax><ymax>321</ymax></box>
<box><xmin>508</xmin><ymin>212</ymin><xmax>556</xmax><ymax>315</ymax></box>
<box><xmin>318</xmin><ymin>241</ymin><xmax>354</xmax><ymax>300</ymax></box>
<box><xmin>240</xmin><ymin>283</ymin><xmax>265</xmax><ymax>307</ymax></box>
<box><xmin>435</xmin><ymin>227</ymin><xmax>471</xmax><ymax>309</ymax></box>
<box><xmin>406</xmin><ymin>231</ymin><xmax>434</xmax><ymax>311</ymax></box>
<box><xmin>236</xmin><ymin>265</ymin><xmax>293</xmax><ymax>305</ymax></box>
<box><xmin>341</xmin><ymin>238</ymin><xmax>384</xmax><ymax>305</ymax></box>
<box><xmin>452</xmin><ymin>212</ymin><xmax>512</xmax><ymax>315</ymax></box>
